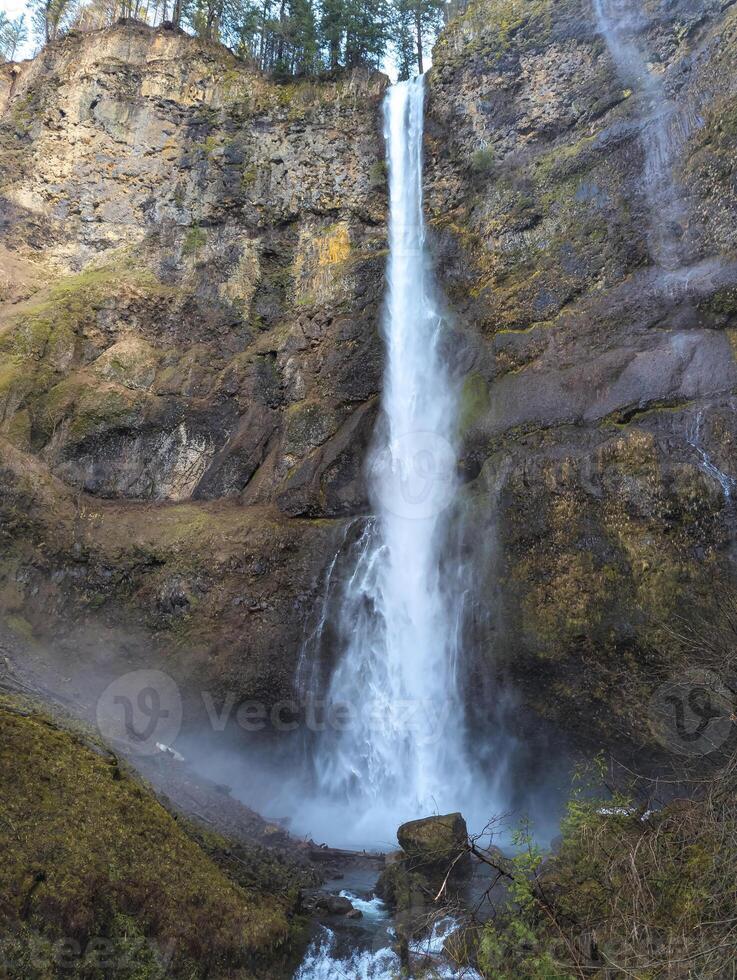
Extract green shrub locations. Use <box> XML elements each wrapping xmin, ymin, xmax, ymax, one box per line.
<box><xmin>470</xmin><ymin>147</ymin><xmax>495</xmax><ymax>175</ymax></box>
<box><xmin>183</xmin><ymin>225</ymin><xmax>207</xmax><ymax>256</ymax></box>
<box><xmin>473</xmin><ymin>757</ymin><xmax>737</xmax><ymax>979</ymax></box>
<box><xmin>369</xmin><ymin>159</ymin><xmax>388</xmax><ymax>187</ymax></box>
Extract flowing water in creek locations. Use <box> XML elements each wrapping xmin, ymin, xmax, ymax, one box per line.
<box><xmin>294</xmin><ymin>867</ymin><xmax>489</xmax><ymax>979</ymax></box>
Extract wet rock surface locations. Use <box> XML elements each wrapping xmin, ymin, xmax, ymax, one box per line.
<box><xmin>426</xmin><ymin>0</ymin><xmax>737</xmax><ymax>750</ymax></box>
<box><xmin>2</xmin><ymin>5</ymin><xmax>737</xmax><ymax>766</ymax></box>
<box><xmin>397</xmin><ymin>812</ymin><xmax>472</xmax><ymax>872</ymax></box>
<box><xmin>313</xmin><ymin>892</ymin><xmax>357</xmax><ymax>915</ymax></box>
<box><xmin>0</xmin><ymin>23</ymin><xmax>386</xmax><ymax>709</ymax></box>
<box><xmin>0</xmin><ymin>22</ymin><xmax>386</xmax><ymax>516</ymax></box>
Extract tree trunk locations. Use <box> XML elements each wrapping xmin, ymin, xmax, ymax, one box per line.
<box><xmin>258</xmin><ymin>0</ymin><xmax>270</xmax><ymax>67</ymax></box>
<box><xmin>277</xmin><ymin>0</ymin><xmax>287</xmax><ymax>62</ymax></box>
<box><xmin>415</xmin><ymin>6</ymin><xmax>423</xmax><ymax>75</ymax></box>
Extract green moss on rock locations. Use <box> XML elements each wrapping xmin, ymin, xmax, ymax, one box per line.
<box><xmin>397</xmin><ymin>812</ymin><xmax>470</xmax><ymax>869</ymax></box>
<box><xmin>459</xmin><ymin>372</ymin><xmax>490</xmax><ymax>434</ymax></box>
<box><xmin>0</xmin><ymin>257</ymin><xmax>175</xmax><ymax>442</ymax></box>
<box><xmin>33</xmin><ymin>375</ymin><xmax>145</xmax><ymax>446</ymax></box>
<box><xmin>0</xmin><ymin>700</ymin><xmax>292</xmax><ymax>978</ymax></box>
<box><xmin>91</xmin><ymin>338</ymin><xmax>160</xmax><ymax>391</ymax></box>
<box><xmin>284</xmin><ymin>400</ymin><xmax>340</xmax><ymax>457</ymax></box>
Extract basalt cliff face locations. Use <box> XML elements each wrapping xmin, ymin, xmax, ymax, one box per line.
<box><xmin>2</xmin><ymin>6</ymin><xmax>737</xmax><ymax>753</ymax></box>
<box><xmin>0</xmin><ymin>24</ymin><xmax>387</xmax><ymax>704</ymax></box>
<box><xmin>426</xmin><ymin>0</ymin><xmax>737</xmax><ymax>749</ymax></box>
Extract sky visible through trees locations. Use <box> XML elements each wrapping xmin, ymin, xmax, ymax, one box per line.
<box><xmin>0</xmin><ymin>0</ymin><xmax>456</xmax><ymax>78</ymax></box>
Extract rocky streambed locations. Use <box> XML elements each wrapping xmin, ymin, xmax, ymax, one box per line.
<box><xmin>294</xmin><ymin>814</ymin><xmax>501</xmax><ymax>980</ymax></box>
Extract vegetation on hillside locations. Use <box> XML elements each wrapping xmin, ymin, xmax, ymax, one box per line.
<box><xmin>464</xmin><ymin>773</ymin><xmax>735</xmax><ymax>978</ymax></box>
<box><xmin>450</xmin><ymin>592</ymin><xmax>737</xmax><ymax>979</ymax></box>
<box><xmin>0</xmin><ymin>697</ymin><xmax>306</xmax><ymax>979</ymax></box>
<box><xmin>12</xmin><ymin>0</ymin><xmax>461</xmax><ymax>78</ymax></box>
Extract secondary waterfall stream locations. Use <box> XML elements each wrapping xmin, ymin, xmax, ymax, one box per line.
<box><xmin>297</xmin><ymin>76</ymin><xmax>483</xmax><ymax>847</ymax></box>
<box><xmin>592</xmin><ymin>0</ymin><xmax>688</xmax><ymax>270</ymax></box>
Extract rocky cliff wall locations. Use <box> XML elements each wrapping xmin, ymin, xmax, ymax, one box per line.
<box><xmin>2</xmin><ymin>6</ymin><xmax>737</xmax><ymax>757</ymax></box>
<box><xmin>426</xmin><ymin>0</ymin><xmax>737</xmax><ymax>748</ymax></box>
<box><xmin>0</xmin><ymin>23</ymin><xmax>387</xmax><ymax>705</ymax></box>
<box><xmin>1</xmin><ymin>23</ymin><xmax>387</xmax><ymax>512</ymax></box>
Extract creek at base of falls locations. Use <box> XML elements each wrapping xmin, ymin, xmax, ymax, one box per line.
<box><xmin>293</xmin><ymin>861</ymin><xmax>497</xmax><ymax>980</ymax></box>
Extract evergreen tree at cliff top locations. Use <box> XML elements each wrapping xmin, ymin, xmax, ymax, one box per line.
<box><xmin>0</xmin><ymin>13</ymin><xmax>28</xmax><ymax>60</ymax></box>
<box><xmin>27</xmin><ymin>0</ymin><xmax>449</xmax><ymax>78</ymax></box>
<box><xmin>393</xmin><ymin>0</ymin><xmax>446</xmax><ymax>76</ymax></box>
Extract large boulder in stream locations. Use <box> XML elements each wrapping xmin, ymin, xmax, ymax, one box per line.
<box><xmin>377</xmin><ymin>813</ymin><xmax>472</xmax><ymax>913</ymax></box>
<box><xmin>315</xmin><ymin>893</ymin><xmax>357</xmax><ymax>916</ymax></box>
<box><xmin>397</xmin><ymin>812</ymin><xmax>471</xmax><ymax>871</ymax></box>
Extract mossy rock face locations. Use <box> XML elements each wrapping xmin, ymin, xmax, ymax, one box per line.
<box><xmin>284</xmin><ymin>399</ymin><xmax>342</xmax><ymax>458</ymax></box>
<box><xmin>0</xmin><ymin>700</ymin><xmax>300</xmax><ymax>978</ymax></box>
<box><xmin>463</xmin><ymin>419</ymin><xmax>734</xmax><ymax>750</ymax></box>
<box><xmin>0</xmin><ymin>444</ymin><xmax>342</xmax><ymax>712</ymax></box>
<box><xmin>0</xmin><ymin>25</ymin><xmax>387</xmax><ymax>512</ymax></box>
<box><xmin>91</xmin><ymin>337</ymin><xmax>160</xmax><ymax>391</ymax></box>
<box><xmin>375</xmin><ymin>859</ymin><xmax>430</xmax><ymax>913</ymax></box>
<box><xmin>0</xmin><ymin>23</ymin><xmax>390</xmax><ymax>747</ymax></box>
<box><xmin>425</xmin><ymin>0</ymin><xmax>737</xmax><ymax>757</ymax></box>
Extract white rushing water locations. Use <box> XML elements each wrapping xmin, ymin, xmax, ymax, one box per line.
<box><xmin>300</xmin><ymin>76</ymin><xmax>477</xmax><ymax>844</ymax></box>
<box><xmin>592</xmin><ymin>0</ymin><xmax>690</xmax><ymax>270</ymax></box>
<box><xmin>338</xmin><ymin>891</ymin><xmax>390</xmax><ymax>922</ymax></box>
<box><xmin>688</xmin><ymin>411</ymin><xmax>736</xmax><ymax>500</ymax></box>
<box><xmin>295</xmin><ymin>923</ymin><xmax>484</xmax><ymax>980</ymax></box>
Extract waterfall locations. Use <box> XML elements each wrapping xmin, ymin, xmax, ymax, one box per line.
<box><xmin>303</xmin><ymin>77</ymin><xmax>474</xmax><ymax>841</ymax></box>
<box><xmin>688</xmin><ymin>411</ymin><xmax>736</xmax><ymax>500</ymax></box>
<box><xmin>592</xmin><ymin>0</ymin><xmax>688</xmax><ymax>270</ymax></box>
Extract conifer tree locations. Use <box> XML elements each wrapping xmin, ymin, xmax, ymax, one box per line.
<box><xmin>23</xmin><ymin>0</ymin><xmax>448</xmax><ymax>80</ymax></box>
<box><xmin>342</xmin><ymin>0</ymin><xmax>388</xmax><ymax>68</ymax></box>
<box><xmin>31</xmin><ymin>0</ymin><xmax>77</xmax><ymax>43</ymax></box>
<box><xmin>0</xmin><ymin>15</ymin><xmax>28</xmax><ymax>60</ymax></box>
<box><xmin>392</xmin><ymin>0</ymin><xmax>444</xmax><ymax>75</ymax></box>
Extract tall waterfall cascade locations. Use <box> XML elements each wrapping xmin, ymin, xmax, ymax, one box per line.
<box><xmin>299</xmin><ymin>76</ymin><xmax>481</xmax><ymax>845</ymax></box>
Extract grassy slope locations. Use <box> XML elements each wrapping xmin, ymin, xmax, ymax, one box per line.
<box><xmin>0</xmin><ymin>698</ymin><xmax>302</xmax><ymax>979</ymax></box>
